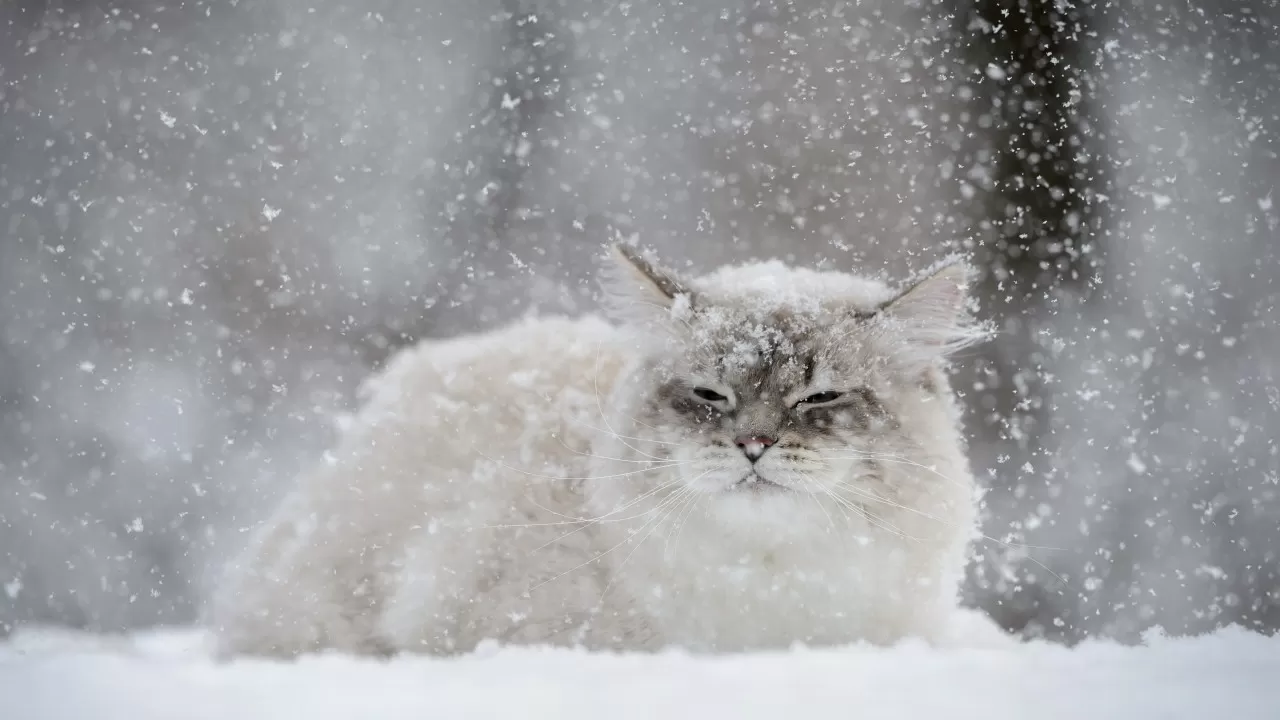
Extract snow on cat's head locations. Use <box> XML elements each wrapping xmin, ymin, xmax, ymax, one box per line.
<box><xmin>602</xmin><ymin>244</ymin><xmax>985</xmax><ymax>527</ymax></box>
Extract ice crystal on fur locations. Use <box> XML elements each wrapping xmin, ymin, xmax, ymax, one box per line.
<box><xmin>210</xmin><ymin>245</ymin><xmax>995</xmax><ymax>656</ymax></box>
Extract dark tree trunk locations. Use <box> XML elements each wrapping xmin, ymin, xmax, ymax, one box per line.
<box><xmin>948</xmin><ymin>0</ymin><xmax>1112</xmax><ymax>639</ymax></box>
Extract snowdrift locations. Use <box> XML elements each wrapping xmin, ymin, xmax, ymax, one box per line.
<box><xmin>2</xmin><ymin>625</ymin><xmax>1278</xmax><ymax>719</ymax></box>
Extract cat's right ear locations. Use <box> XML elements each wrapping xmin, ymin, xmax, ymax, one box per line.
<box><xmin>878</xmin><ymin>257</ymin><xmax>988</xmax><ymax>367</ymax></box>
<box><xmin>601</xmin><ymin>243</ymin><xmax>695</xmax><ymax>328</ymax></box>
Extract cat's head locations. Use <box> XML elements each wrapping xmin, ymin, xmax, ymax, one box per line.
<box><xmin>601</xmin><ymin>244</ymin><xmax>985</xmax><ymax>525</ymax></box>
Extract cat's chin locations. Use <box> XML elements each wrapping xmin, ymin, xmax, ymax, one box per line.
<box><xmin>706</xmin><ymin>491</ymin><xmax>815</xmax><ymax>537</ymax></box>
<box><xmin>694</xmin><ymin>469</ymin><xmax>854</xmax><ymax>536</ymax></box>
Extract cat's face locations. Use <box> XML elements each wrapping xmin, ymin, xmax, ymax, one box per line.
<box><xmin>648</xmin><ymin>308</ymin><xmax>895</xmax><ymax>501</ymax></box>
<box><xmin>603</xmin><ymin>245</ymin><xmax>981</xmax><ymax>519</ymax></box>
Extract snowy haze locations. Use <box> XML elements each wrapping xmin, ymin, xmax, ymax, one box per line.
<box><xmin>1</xmin><ymin>0</ymin><xmax>1278</xmax><ymax>651</ymax></box>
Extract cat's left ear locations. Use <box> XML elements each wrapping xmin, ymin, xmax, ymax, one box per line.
<box><xmin>880</xmin><ymin>257</ymin><xmax>987</xmax><ymax>361</ymax></box>
<box><xmin>601</xmin><ymin>243</ymin><xmax>695</xmax><ymax>327</ymax></box>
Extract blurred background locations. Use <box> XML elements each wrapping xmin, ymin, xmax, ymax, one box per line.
<box><xmin>1</xmin><ymin>0</ymin><xmax>1277</xmax><ymax>643</ymax></box>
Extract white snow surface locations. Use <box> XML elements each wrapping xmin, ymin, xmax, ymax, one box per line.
<box><xmin>2</xmin><ymin>624</ymin><xmax>1278</xmax><ymax>719</ymax></box>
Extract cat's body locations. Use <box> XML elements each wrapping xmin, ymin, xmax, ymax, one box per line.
<box><xmin>211</xmin><ymin>248</ymin><xmax>995</xmax><ymax>656</ymax></box>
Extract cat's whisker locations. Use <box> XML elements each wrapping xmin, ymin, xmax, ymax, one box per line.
<box><xmin>526</xmin><ymin>478</ymin><xmax>691</xmax><ymax>551</ymax></box>
<box><xmin>819</xmin><ymin>490</ymin><xmax>861</xmax><ymax>530</ymax></box>
<box><xmin>831</xmin><ymin>479</ymin><xmax>966</xmax><ymax>533</ymax></box>
<box><xmin>530</xmin><ymin>479</ymin><xmax>702</xmax><ymax>594</ymax></box>
<box><xmin>656</xmin><ymin>491</ymin><xmax>692</xmax><ymax>557</ymax></box>
<box><xmin>821</xmin><ymin>453</ymin><xmax>1069</xmax><ymax>555</ymax></box>
<box><xmin>826</xmin><ymin>479</ymin><xmax>1075</xmax><ymax>587</ymax></box>
<box><xmin>591</xmin><ymin>341</ymin><xmax>669</xmax><ymax>461</ymax></box>
<box><xmin>623</xmin><ymin>413</ymin><xmax>675</xmax><ymax>437</ymax></box>
<box><xmin>662</xmin><ymin>488</ymin><xmax>704</xmax><ymax>560</ymax></box>
<box><xmin>476</xmin><ymin>449</ymin><xmax>684</xmax><ymax>483</ymax></box>
<box><xmin>794</xmin><ymin>475</ymin><xmax>839</xmax><ymax>534</ymax></box>
<box><xmin>795</xmin><ymin>470</ymin><xmax>875</xmax><ymax>529</ymax></box>
<box><xmin>796</xmin><ymin>470</ymin><xmax>917</xmax><ymax>541</ymax></box>
<box><xmin>816</xmin><ymin>485</ymin><xmax>893</xmax><ymax>537</ymax></box>
<box><xmin>837</xmin><ymin>495</ymin><xmax>916</xmax><ymax>541</ymax></box>
<box><xmin>479</xmin><ymin>481</ymin><xmax>683</xmax><ymax>531</ymax></box>
<box><xmin>520</xmin><ymin>496</ymin><xmax>599</xmax><ymax>524</ymax></box>
<box><xmin>550</xmin><ymin>431</ymin><xmax>677</xmax><ymax>465</ymax></box>
<box><xmin>821</xmin><ymin>449</ymin><xmax>980</xmax><ymax>495</ymax></box>
<box><xmin>519</xmin><ymin>485</ymin><xmax>683</xmax><ymax>529</ymax></box>
<box><xmin>605</xmin><ymin>486</ymin><xmax>700</xmax><ymax>595</ymax></box>
<box><xmin>566</xmin><ymin>417</ymin><xmax>688</xmax><ymax>447</ymax></box>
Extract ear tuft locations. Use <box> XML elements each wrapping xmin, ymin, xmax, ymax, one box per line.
<box><xmin>883</xmin><ymin>256</ymin><xmax>988</xmax><ymax>362</ymax></box>
<box><xmin>600</xmin><ymin>243</ymin><xmax>694</xmax><ymax>327</ymax></box>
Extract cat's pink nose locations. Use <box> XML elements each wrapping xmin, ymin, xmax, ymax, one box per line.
<box><xmin>734</xmin><ymin>435</ymin><xmax>775</xmax><ymax>462</ymax></box>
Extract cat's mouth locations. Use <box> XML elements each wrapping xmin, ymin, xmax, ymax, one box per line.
<box><xmin>732</xmin><ymin>473</ymin><xmax>788</xmax><ymax>493</ymax></box>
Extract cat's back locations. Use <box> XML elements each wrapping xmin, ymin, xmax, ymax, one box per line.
<box><xmin>337</xmin><ymin>312</ymin><xmax>631</xmax><ymax>568</ymax></box>
<box><xmin>212</xmin><ymin>314</ymin><xmax>629</xmax><ymax>656</ymax></box>
<box><xmin>352</xmin><ymin>313</ymin><xmax>628</xmax><ymax>481</ymax></box>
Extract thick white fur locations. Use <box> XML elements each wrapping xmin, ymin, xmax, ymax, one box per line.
<box><xmin>211</xmin><ymin>252</ymin><xmax>1002</xmax><ymax>656</ymax></box>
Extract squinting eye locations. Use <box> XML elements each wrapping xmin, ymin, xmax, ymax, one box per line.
<box><xmin>800</xmin><ymin>391</ymin><xmax>842</xmax><ymax>405</ymax></box>
<box><xmin>693</xmin><ymin>387</ymin><xmax>728</xmax><ymax>403</ymax></box>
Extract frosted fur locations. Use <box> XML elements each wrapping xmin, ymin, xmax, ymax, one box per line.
<box><xmin>211</xmin><ymin>248</ymin><xmax>995</xmax><ymax>656</ymax></box>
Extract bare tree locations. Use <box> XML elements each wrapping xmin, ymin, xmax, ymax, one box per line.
<box><xmin>946</xmin><ymin>0</ymin><xmax>1112</xmax><ymax>638</ymax></box>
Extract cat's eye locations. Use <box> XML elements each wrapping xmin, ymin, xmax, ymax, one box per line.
<box><xmin>800</xmin><ymin>391</ymin><xmax>842</xmax><ymax>405</ymax></box>
<box><xmin>692</xmin><ymin>387</ymin><xmax>728</xmax><ymax>403</ymax></box>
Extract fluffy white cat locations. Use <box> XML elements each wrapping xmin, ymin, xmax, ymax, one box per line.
<box><xmin>211</xmin><ymin>246</ymin><xmax>1001</xmax><ymax>656</ymax></box>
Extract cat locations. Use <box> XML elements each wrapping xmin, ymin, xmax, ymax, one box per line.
<box><xmin>210</xmin><ymin>245</ymin><xmax>997</xmax><ymax>656</ymax></box>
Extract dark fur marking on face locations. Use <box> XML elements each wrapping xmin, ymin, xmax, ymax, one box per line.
<box><xmin>794</xmin><ymin>387</ymin><xmax>892</xmax><ymax>434</ymax></box>
<box><xmin>851</xmin><ymin>388</ymin><xmax>900</xmax><ymax>432</ymax></box>
<box><xmin>804</xmin><ymin>403</ymin><xmax>869</xmax><ymax>433</ymax></box>
<box><xmin>742</xmin><ymin>359</ymin><xmax>772</xmax><ymax>394</ymax></box>
<box><xmin>672</xmin><ymin>396</ymin><xmax>723</xmax><ymax>422</ymax></box>
<box><xmin>658</xmin><ymin>380</ymin><xmax>725</xmax><ymax>425</ymax></box>
<box><xmin>849</xmin><ymin>388</ymin><xmax>885</xmax><ymax>417</ymax></box>
<box><xmin>800</xmin><ymin>353</ymin><xmax>816</xmax><ymax>388</ymax></box>
<box><xmin>919</xmin><ymin>369</ymin><xmax>939</xmax><ymax>394</ymax></box>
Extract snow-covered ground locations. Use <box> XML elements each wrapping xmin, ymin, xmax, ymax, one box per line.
<box><xmin>2</xmin><ymin>626</ymin><xmax>1278</xmax><ymax>719</ymax></box>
